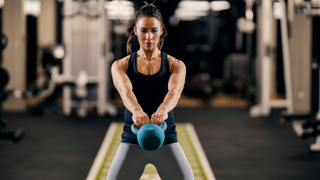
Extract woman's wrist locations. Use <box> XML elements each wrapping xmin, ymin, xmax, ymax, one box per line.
<box><xmin>133</xmin><ymin>107</ymin><xmax>142</xmax><ymax>111</ymax></box>
<box><xmin>158</xmin><ymin>106</ymin><xmax>168</xmax><ymax>113</ymax></box>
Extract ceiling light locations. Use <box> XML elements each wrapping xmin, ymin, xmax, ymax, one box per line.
<box><xmin>211</xmin><ymin>1</ymin><xmax>230</xmax><ymax>11</ymax></box>
<box><xmin>178</xmin><ymin>1</ymin><xmax>210</xmax><ymax>11</ymax></box>
<box><xmin>24</xmin><ymin>0</ymin><xmax>41</xmax><ymax>17</ymax></box>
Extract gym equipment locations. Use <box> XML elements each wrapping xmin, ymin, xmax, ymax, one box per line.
<box><xmin>37</xmin><ymin>0</ymin><xmax>117</xmax><ymax>118</ymax></box>
<box><xmin>281</xmin><ymin>57</ymin><xmax>320</xmax><ymax>152</ymax></box>
<box><xmin>131</xmin><ymin>122</ymin><xmax>167</xmax><ymax>151</ymax></box>
<box><xmin>281</xmin><ymin>113</ymin><xmax>320</xmax><ymax>152</ymax></box>
<box><xmin>0</xmin><ymin>72</ymin><xmax>25</xmax><ymax>143</ymax></box>
<box><xmin>0</xmin><ymin>1</ymin><xmax>25</xmax><ymax>142</ymax></box>
<box><xmin>223</xmin><ymin>53</ymin><xmax>249</xmax><ymax>95</ymax></box>
<box><xmin>244</xmin><ymin>0</ymin><xmax>320</xmax><ymax>152</ymax></box>
<box><xmin>250</xmin><ymin>0</ymin><xmax>294</xmax><ymax>117</ymax></box>
<box><xmin>0</xmin><ymin>66</ymin><xmax>9</xmax><ymax>89</ymax></box>
<box><xmin>280</xmin><ymin>0</ymin><xmax>320</xmax><ymax>152</ymax></box>
<box><xmin>41</xmin><ymin>45</ymin><xmax>64</xmax><ymax>72</ymax></box>
<box><xmin>270</xmin><ymin>0</ymin><xmax>320</xmax><ymax>152</ymax></box>
<box><xmin>251</xmin><ymin>0</ymin><xmax>320</xmax><ymax>117</ymax></box>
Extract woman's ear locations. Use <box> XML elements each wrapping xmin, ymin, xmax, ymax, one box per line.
<box><xmin>134</xmin><ymin>26</ymin><xmax>137</xmax><ymax>36</ymax></box>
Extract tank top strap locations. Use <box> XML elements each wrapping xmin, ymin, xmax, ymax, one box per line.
<box><xmin>161</xmin><ymin>51</ymin><xmax>169</xmax><ymax>69</ymax></box>
<box><xmin>129</xmin><ymin>52</ymin><xmax>137</xmax><ymax>69</ymax></box>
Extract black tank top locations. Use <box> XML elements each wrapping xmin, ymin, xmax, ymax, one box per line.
<box><xmin>121</xmin><ymin>51</ymin><xmax>178</xmax><ymax>145</ymax></box>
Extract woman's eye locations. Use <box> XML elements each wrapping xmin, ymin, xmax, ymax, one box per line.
<box><xmin>140</xmin><ymin>30</ymin><xmax>158</xmax><ymax>33</ymax></box>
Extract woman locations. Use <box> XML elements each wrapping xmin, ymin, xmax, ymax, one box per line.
<box><xmin>108</xmin><ymin>2</ymin><xmax>194</xmax><ymax>180</ymax></box>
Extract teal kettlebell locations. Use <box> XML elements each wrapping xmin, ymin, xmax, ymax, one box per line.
<box><xmin>131</xmin><ymin>122</ymin><xmax>167</xmax><ymax>151</ymax></box>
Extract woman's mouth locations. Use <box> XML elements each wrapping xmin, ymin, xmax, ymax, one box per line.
<box><xmin>145</xmin><ymin>43</ymin><xmax>153</xmax><ymax>46</ymax></box>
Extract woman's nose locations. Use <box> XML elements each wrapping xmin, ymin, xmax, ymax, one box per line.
<box><xmin>146</xmin><ymin>32</ymin><xmax>153</xmax><ymax>39</ymax></box>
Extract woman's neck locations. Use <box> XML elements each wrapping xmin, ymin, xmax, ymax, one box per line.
<box><xmin>137</xmin><ymin>48</ymin><xmax>161</xmax><ymax>61</ymax></box>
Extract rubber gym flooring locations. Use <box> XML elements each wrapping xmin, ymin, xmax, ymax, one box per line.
<box><xmin>1</xmin><ymin>104</ymin><xmax>320</xmax><ymax>180</ymax></box>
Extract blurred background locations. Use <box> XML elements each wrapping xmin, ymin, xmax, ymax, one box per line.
<box><xmin>1</xmin><ymin>0</ymin><xmax>320</xmax><ymax>179</ymax></box>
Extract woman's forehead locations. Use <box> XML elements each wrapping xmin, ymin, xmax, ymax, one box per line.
<box><xmin>136</xmin><ymin>17</ymin><xmax>161</xmax><ymax>28</ymax></box>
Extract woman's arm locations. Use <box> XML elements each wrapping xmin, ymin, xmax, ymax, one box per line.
<box><xmin>150</xmin><ymin>58</ymin><xmax>186</xmax><ymax>125</ymax></box>
<box><xmin>111</xmin><ymin>58</ymin><xmax>150</xmax><ymax>127</ymax></box>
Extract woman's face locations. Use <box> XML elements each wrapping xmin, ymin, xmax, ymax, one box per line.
<box><xmin>134</xmin><ymin>16</ymin><xmax>163</xmax><ymax>51</ymax></box>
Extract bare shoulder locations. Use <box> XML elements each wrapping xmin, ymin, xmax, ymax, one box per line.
<box><xmin>113</xmin><ymin>55</ymin><xmax>130</xmax><ymax>66</ymax></box>
<box><xmin>167</xmin><ymin>54</ymin><xmax>186</xmax><ymax>71</ymax></box>
<box><xmin>112</xmin><ymin>55</ymin><xmax>130</xmax><ymax>71</ymax></box>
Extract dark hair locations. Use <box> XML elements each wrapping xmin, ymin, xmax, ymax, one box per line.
<box><xmin>126</xmin><ymin>1</ymin><xmax>168</xmax><ymax>54</ymax></box>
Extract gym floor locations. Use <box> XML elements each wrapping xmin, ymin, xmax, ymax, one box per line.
<box><xmin>1</xmin><ymin>95</ymin><xmax>320</xmax><ymax>180</ymax></box>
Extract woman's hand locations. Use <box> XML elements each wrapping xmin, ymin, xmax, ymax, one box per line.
<box><xmin>151</xmin><ymin>107</ymin><xmax>168</xmax><ymax>125</ymax></box>
<box><xmin>132</xmin><ymin>109</ymin><xmax>150</xmax><ymax>128</ymax></box>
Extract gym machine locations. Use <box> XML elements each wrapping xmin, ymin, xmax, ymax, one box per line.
<box><xmin>280</xmin><ymin>0</ymin><xmax>320</xmax><ymax>152</ymax></box>
<box><xmin>250</xmin><ymin>0</ymin><xmax>320</xmax><ymax>151</ymax></box>
<box><xmin>0</xmin><ymin>69</ymin><xmax>25</xmax><ymax>143</ymax></box>
<box><xmin>0</xmin><ymin>0</ymin><xmax>24</xmax><ymax>143</ymax></box>
<box><xmin>250</xmin><ymin>0</ymin><xmax>294</xmax><ymax>117</ymax></box>
<box><xmin>38</xmin><ymin>0</ymin><xmax>117</xmax><ymax>118</ymax></box>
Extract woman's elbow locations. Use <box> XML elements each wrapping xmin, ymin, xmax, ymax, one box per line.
<box><xmin>118</xmin><ymin>86</ymin><xmax>127</xmax><ymax>95</ymax></box>
<box><xmin>118</xmin><ymin>86</ymin><xmax>132</xmax><ymax>99</ymax></box>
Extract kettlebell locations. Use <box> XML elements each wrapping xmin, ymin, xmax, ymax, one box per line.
<box><xmin>131</xmin><ymin>122</ymin><xmax>167</xmax><ymax>151</ymax></box>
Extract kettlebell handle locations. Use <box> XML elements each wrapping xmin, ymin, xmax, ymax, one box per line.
<box><xmin>131</xmin><ymin>122</ymin><xmax>167</xmax><ymax>136</ymax></box>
